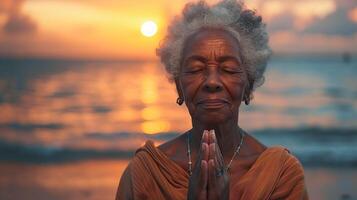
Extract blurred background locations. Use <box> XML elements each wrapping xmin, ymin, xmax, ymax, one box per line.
<box><xmin>0</xmin><ymin>0</ymin><xmax>356</xmax><ymax>199</ymax></box>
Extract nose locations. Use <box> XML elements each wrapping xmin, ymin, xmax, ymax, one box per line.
<box><xmin>203</xmin><ymin>68</ymin><xmax>223</xmax><ymax>93</ymax></box>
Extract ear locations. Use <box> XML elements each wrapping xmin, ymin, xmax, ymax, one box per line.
<box><xmin>174</xmin><ymin>77</ymin><xmax>184</xmax><ymax>100</ymax></box>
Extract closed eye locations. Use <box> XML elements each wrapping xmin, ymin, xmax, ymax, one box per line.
<box><xmin>183</xmin><ymin>59</ymin><xmax>205</xmax><ymax>74</ymax></box>
<box><xmin>184</xmin><ymin>68</ymin><xmax>204</xmax><ymax>74</ymax></box>
<box><xmin>221</xmin><ymin>67</ymin><xmax>243</xmax><ymax>74</ymax></box>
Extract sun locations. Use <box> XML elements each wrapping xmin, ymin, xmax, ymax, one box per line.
<box><xmin>141</xmin><ymin>21</ymin><xmax>158</xmax><ymax>37</ymax></box>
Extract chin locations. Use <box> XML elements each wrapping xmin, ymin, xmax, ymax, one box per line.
<box><xmin>197</xmin><ymin>112</ymin><xmax>231</xmax><ymax>127</ymax></box>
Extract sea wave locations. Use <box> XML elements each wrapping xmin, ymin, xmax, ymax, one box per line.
<box><xmin>1</xmin><ymin>127</ymin><xmax>356</xmax><ymax>166</ymax></box>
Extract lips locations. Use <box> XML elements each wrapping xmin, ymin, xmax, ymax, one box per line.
<box><xmin>196</xmin><ymin>99</ymin><xmax>229</xmax><ymax>109</ymax></box>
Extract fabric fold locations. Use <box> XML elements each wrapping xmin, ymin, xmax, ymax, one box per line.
<box><xmin>118</xmin><ymin>140</ymin><xmax>308</xmax><ymax>200</ymax></box>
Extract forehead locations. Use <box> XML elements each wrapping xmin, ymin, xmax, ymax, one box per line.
<box><xmin>183</xmin><ymin>29</ymin><xmax>240</xmax><ymax>57</ymax></box>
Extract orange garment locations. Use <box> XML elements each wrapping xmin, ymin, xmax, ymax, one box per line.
<box><xmin>116</xmin><ymin>140</ymin><xmax>309</xmax><ymax>200</ymax></box>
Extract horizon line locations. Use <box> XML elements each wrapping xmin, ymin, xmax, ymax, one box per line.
<box><xmin>0</xmin><ymin>52</ymin><xmax>356</xmax><ymax>62</ymax></box>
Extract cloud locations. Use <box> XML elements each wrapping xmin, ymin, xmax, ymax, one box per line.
<box><xmin>270</xmin><ymin>31</ymin><xmax>357</xmax><ymax>54</ymax></box>
<box><xmin>266</xmin><ymin>12</ymin><xmax>295</xmax><ymax>33</ymax></box>
<box><xmin>335</xmin><ymin>0</ymin><xmax>356</xmax><ymax>9</ymax></box>
<box><xmin>3</xmin><ymin>14</ymin><xmax>37</xmax><ymax>34</ymax></box>
<box><xmin>261</xmin><ymin>0</ymin><xmax>357</xmax><ymax>36</ymax></box>
<box><xmin>303</xmin><ymin>8</ymin><xmax>357</xmax><ymax>36</ymax></box>
<box><xmin>0</xmin><ymin>0</ymin><xmax>37</xmax><ymax>34</ymax></box>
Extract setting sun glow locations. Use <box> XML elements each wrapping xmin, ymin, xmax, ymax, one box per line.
<box><xmin>140</xmin><ymin>21</ymin><xmax>158</xmax><ymax>37</ymax></box>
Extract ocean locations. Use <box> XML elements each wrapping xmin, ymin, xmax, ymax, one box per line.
<box><xmin>0</xmin><ymin>55</ymin><xmax>356</xmax><ymax>199</ymax></box>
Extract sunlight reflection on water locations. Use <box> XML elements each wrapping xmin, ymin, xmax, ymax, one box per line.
<box><xmin>0</xmin><ymin>57</ymin><xmax>357</xmax><ymax>200</ymax></box>
<box><xmin>0</xmin><ymin>57</ymin><xmax>356</xmax><ymax>151</ymax></box>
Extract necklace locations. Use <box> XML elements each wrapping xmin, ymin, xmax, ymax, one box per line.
<box><xmin>187</xmin><ymin>129</ymin><xmax>244</xmax><ymax>176</ymax></box>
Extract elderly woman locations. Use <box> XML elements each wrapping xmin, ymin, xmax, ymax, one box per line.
<box><xmin>116</xmin><ymin>0</ymin><xmax>308</xmax><ymax>199</ymax></box>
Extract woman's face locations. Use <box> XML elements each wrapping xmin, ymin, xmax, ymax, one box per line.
<box><xmin>176</xmin><ymin>29</ymin><xmax>248</xmax><ymax>127</ymax></box>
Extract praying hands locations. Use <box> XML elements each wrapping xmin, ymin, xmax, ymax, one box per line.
<box><xmin>187</xmin><ymin>130</ymin><xmax>230</xmax><ymax>200</ymax></box>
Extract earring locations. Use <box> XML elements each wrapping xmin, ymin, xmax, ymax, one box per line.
<box><xmin>176</xmin><ymin>97</ymin><xmax>184</xmax><ymax>105</ymax></box>
<box><xmin>244</xmin><ymin>96</ymin><xmax>250</xmax><ymax>105</ymax></box>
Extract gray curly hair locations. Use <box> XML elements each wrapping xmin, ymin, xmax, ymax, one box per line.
<box><xmin>156</xmin><ymin>0</ymin><xmax>272</xmax><ymax>100</ymax></box>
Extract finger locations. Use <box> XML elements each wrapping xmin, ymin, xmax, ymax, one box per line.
<box><xmin>202</xmin><ymin>142</ymin><xmax>209</xmax><ymax>162</ymax></box>
<box><xmin>199</xmin><ymin>160</ymin><xmax>208</xmax><ymax>199</ymax></box>
<box><xmin>211</xmin><ymin>130</ymin><xmax>225</xmax><ymax>167</ymax></box>
<box><xmin>208</xmin><ymin>159</ymin><xmax>216</xmax><ymax>197</ymax></box>
<box><xmin>208</xmin><ymin>142</ymin><xmax>215</xmax><ymax>161</ymax></box>
<box><xmin>196</xmin><ymin>130</ymin><xmax>208</xmax><ymax>165</ymax></box>
<box><xmin>202</xmin><ymin>130</ymin><xmax>209</xmax><ymax>144</ymax></box>
<box><xmin>208</xmin><ymin>130</ymin><xmax>216</xmax><ymax>161</ymax></box>
<box><xmin>211</xmin><ymin>129</ymin><xmax>216</xmax><ymax>143</ymax></box>
<box><xmin>208</xmin><ymin>130</ymin><xmax>215</xmax><ymax>145</ymax></box>
<box><xmin>209</xmin><ymin>141</ymin><xmax>223</xmax><ymax>173</ymax></box>
<box><xmin>199</xmin><ymin>160</ymin><xmax>208</xmax><ymax>191</ymax></box>
<box><xmin>201</xmin><ymin>130</ymin><xmax>209</xmax><ymax>161</ymax></box>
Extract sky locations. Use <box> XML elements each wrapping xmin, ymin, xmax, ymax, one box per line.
<box><xmin>0</xmin><ymin>0</ymin><xmax>356</xmax><ymax>60</ymax></box>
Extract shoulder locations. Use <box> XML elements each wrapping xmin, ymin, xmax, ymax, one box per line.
<box><xmin>116</xmin><ymin>142</ymin><xmax>156</xmax><ymax>200</ymax></box>
<box><xmin>265</xmin><ymin>145</ymin><xmax>304</xmax><ymax>171</ymax></box>
<box><xmin>265</xmin><ymin>146</ymin><xmax>308</xmax><ymax>199</ymax></box>
<box><xmin>116</xmin><ymin>163</ymin><xmax>133</xmax><ymax>200</ymax></box>
<box><xmin>274</xmin><ymin>146</ymin><xmax>306</xmax><ymax>183</ymax></box>
<box><xmin>261</xmin><ymin>145</ymin><xmax>304</xmax><ymax>174</ymax></box>
<box><xmin>250</xmin><ymin>144</ymin><xmax>306</xmax><ymax>185</ymax></box>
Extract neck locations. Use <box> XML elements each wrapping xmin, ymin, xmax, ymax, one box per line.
<box><xmin>189</xmin><ymin>116</ymin><xmax>242</xmax><ymax>162</ymax></box>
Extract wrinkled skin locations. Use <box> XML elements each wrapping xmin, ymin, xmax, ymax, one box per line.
<box><xmin>188</xmin><ymin>130</ymin><xmax>229</xmax><ymax>200</ymax></box>
<box><xmin>117</xmin><ymin>28</ymin><xmax>269</xmax><ymax>200</ymax></box>
<box><xmin>176</xmin><ymin>29</ymin><xmax>248</xmax><ymax>200</ymax></box>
